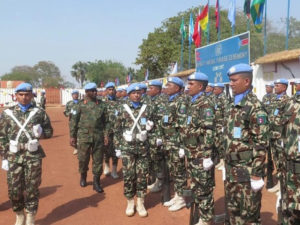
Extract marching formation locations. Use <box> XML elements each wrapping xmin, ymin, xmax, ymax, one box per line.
<box><xmin>0</xmin><ymin>62</ymin><xmax>299</xmax><ymax>225</ymax></box>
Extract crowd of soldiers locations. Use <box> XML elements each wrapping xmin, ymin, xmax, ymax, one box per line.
<box><xmin>0</xmin><ymin>62</ymin><xmax>300</xmax><ymax>225</ymax></box>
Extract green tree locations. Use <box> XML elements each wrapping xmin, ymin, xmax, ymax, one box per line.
<box><xmin>1</xmin><ymin>66</ymin><xmax>41</xmax><ymax>86</ymax></box>
<box><xmin>71</xmin><ymin>61</ymin><xmax>88</xmax><ymax>88</ymax></box>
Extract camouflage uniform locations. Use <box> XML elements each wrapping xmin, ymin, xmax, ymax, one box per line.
<box><xmin>40</xmin><ymin>95</ymin><xmax>46</xmax><ymax>110</ymax></box>
<box><xmin>69</xmin><ymin>98</ymin><xmax>108</xmax><ymax>177</ymax></box>
<box><xmin>223</xmin><ymin>91</ymin><xmax>268</xmax><ymax>225</ymax></box>
<box><xmin>0</xmin><ymin>105</ymin><xmax>53</xmax><ymax>213</ymax></box>
<box><xmin>182</xmin><ymin>92</ymin><xmax>215</xmax><ymax>222</ymax></box>
<box><xmin>262</xmin><ymin>93</ymin><xmax>276</xmax><ymax>114</ymax></box>
<box><xmin>113</xmin><ymin>100</ymin><xmax>153</xmax><ymax>199</ymax></box>
<box><xmin>159</xmin><ymin>93</ymin><xmax>187</xmax><ymax>196</ymax></box>
<box><xmin>64</xmin><ymin>99</ymin><xmax>81</xmax><ymax>119</ymax></box>
<box><xmin>102</xmin><ymin>96</ymin><xmax>119</xmax><ymax>167</ymax></box>
<box><xmin>276</xmin><ymin>94</ymin><xmax>300</xmax><ymax>224</ymax></box>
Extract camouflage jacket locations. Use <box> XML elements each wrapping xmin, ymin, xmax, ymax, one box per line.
<box><xmin>157</xmin><ymin>93</ymin><xmax>187</xmax><ymax>147</ymax></box>
<box><xmin>64</xmin><ymin>99</ymin><xmax>82</xmax><ymax>118</ymax></box>
<box><xmin>40</xmin><ymin>96</ymin><xmax>46</xmax><ymax>109</ymax></box>
<box><xmin>113</xmin><ymin>100</ymin><xmax>153</xmax><ymax>154</ymax></box>
<box><xmin>261</xmin><ymin>93</ymin><xmax>276</xmax><ymax>114</ymax></box>
<box><xmin>69</xmin><ymin>98</ymin><xmax>109</xmax><ymax>142</ymax></box>
<box><xmin>182</xmin><ymin>93</ymin><xmax>215</xmax><ymax>159</ymax></box>
<box><xmin>223</xmin><ymin>91</ymin><xmax>268</xmax><ymax>182</ymax></box>
<box><xmin>0</xmin><ymin>104</ymin><xmax>53</xmax><ymax>160</ymax></box>
<box><xmin>268</xmin><ymin>93</ymin><xmax>290</xmax><ymax>140</ymax></box>
<box><xmin>214</xmin><ymin>93</ymin><xmax>229</xmax><ymax>134</ymax></box>
<box><xmin>102</xmin><ymin>95</ymin><xmax>119</xmax><ymax>135</ymax></box>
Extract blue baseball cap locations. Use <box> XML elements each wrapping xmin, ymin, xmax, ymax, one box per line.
<box><xmin>167</xmin><ymin>77</ymin><xmax>184</xmax><ymax>87</ymax></box>
<box><xmin>227</xmin><ymin>63</ymin><xmax>253</xmax><ymax>76</ymax></box>
<box><xmin>15</xmin><ymin>83</ymin><xmax>32</xmax><ymax>92</ymax></box>
<box><xmin>84</xmin><ymin>82</ymin><xmax>97</xmax><ymax>90</ymax></box>
<box><xmin>188</xmin><ymin>72</ymin><xmax>208</xmax><ymax>81</ymax></box>
<box><xmin>127</xmin><ymin>83</ymin><xmax>141</xmax><ymax>94</ymax></box>
<box><xmin>274</xmin><ymin>79</ymin><xmax>288</xmax><ymax>85</ymax></box>
<box><xmin>214</xmin><ymin>83</ymin><xmax>225</xmax><ymax>88</ymax></box>
<box><xmin>149</xmin><ymin>80</ymin><xmax>162</xmax><ymax>87</ymax></box>
<box><xmin>105</xmin><ymin>82</ymin><xmax>115</xmax><ymax>89</ymax></box>
<box><xmin>72</xmin><ymin>90</ymin><xmax>79</xmax><ymax>94</ymax></box>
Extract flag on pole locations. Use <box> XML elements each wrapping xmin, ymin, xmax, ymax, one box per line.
<box><xmin>126</xmin><ymin>73</ymin><xmax>131</xmax><ymax>83</ymax></box>
<box><xmin>228</xmin><ymin>0</ymin><xmax>236</xmax><ymax>28</ymax></box>
<box><xmin>244</xmin><ymin>0</ymin><xmax>251</xmax><ymax>18</ymax></box>
<box><xmin>115</xmin><ymin>77</ymin><xmax>120</xmax><ymax>86</ymax></box>
<box><xmin>189</xmin><ymin>13</ymin><xmax>194</xmax><ymax>44</ymax></box>
<box><xmin>171</xmin><ymin>62</ymin><xmax>178</xmax><ymax>75</ymax></box>
<box><xmin>145</xmin><ymin>69</ymin><xmax>149</xmax><ymax>81</ymax></box>
<box><xmin>199</xmin><ymin>4</ymin><xmax>209</xmax><ymax>35</ymax></box>
<box><xmin>180</xmin><ymin>17</ymin><xmax>186</xmax><ymax>39</ymax></box>
<box><xmin>215</xmin><ymin>0</ymin><xmax>220</xmax><ymax>31</ymax></box>
<box><xmin>251</xmin><ymin>0</ymin><xmax>265</xmax><ymax>32</ymax></box>
<box><xmin>193</xmin><ymin>9</ymin><xmax>202</xmax><ymax>48</ymax></box>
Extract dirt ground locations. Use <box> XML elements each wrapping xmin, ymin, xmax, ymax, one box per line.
<box><xmin>0</xmin><ymin>106</ymin><xmax>278</xmax><ymax>225</ymax></box>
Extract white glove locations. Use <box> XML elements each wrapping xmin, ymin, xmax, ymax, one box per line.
<box><xmin>179</xmin><ymin>148</ymin><xmax>185</xmax><ymax>158</ymax></box>
<box><xmin>32</xmin><ymin>124</ymin><xmax>43</xmax><ymax>138</ymax></box>
<box><xmin>123</xmin><ymin>130</ymin><xmax>133</xmax><ymax>142</ymax></box>
<box><xmin>203</xmin><ymin>158</ymin><xmax>214</xmax><ymax>171</ymax></box>
<box><xmin>156</xmin><ymin>138</ymin><xmax>162</xmax><ymax>146</ymax></box>
<box><xmin>276</xmin><ymin>192</ymin><xmax>281</xmax><ymax>213</ymax></box>
<box><xmin>115</xmin><ymin>149</ymin><xmax>122</xmax><ymax>158</ymax></box>
<box><xmin>2</xmin><ymin>160</ymin><xmax>8</xmax><ymax>171</ymax></box>
<box><xmin>250</xmin><ymin>178</ymin><xmax>265</xmax><ymax>192</ymax></box>
<box><xmin>146</xmin><ymin>120</ymin><xmax>154</xmax><ymax>131</ymax></box>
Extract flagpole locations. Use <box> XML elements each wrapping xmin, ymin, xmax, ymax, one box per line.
<box><xmin>286</xmin><ymin>0</ymin><xmax>290</xmax><ymax>50</ymax></box>
<box><xmin>207</xmin><ymin>0</ymin><xmax>210</xmax><ymax>44</ymax></box>
<box><xmin>263</xmin><ymin>0</ymin><xmax>267</xmax><ymax>55</ymax></box>
<box><xmin>188</xmin><ymin>13</ymin><xmax>192</xmax><ymax>69</ymax></box>
<box><xmin>217</xmin><ymin>0</ymin><xmax>220</xmax><ymax>41</ymax></box>
<box><xmin>181</xmin><ymin>21</ymin><xmax>184</xmax><ymax>71</ymax></box>
<box><xmin>247</xmin><ymin>18</ymin><xmax>250</xmax><ymax>31</ymax></box>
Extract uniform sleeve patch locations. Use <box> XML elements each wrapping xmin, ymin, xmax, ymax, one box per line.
<box><xmin>179</xmin><ymin>105</ymin><xmax>187</xmax><ymax>114</ymax></box>
<box><xmin>257</xmin><ymin>114</ymin><xmax>267</xmax><ymax>125</ymax></box>
<box><xmin>205</xmin><ymin>108</ymin><xmax>213</xmax><ymax>118</ymax></box>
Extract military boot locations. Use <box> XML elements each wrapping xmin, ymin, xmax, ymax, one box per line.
<box><xmin>15</xmin><ymin>210</ymin><xmax>25</xmax><ymax>225</ymax></box>
<box><xmin>26</xmin><ymin>212</ymin><xmax>36</xmax><ymax>225</ymax></box>
<box><xmin>104</xmin><ymin>162</ymin><xmax>110</xmax><ymax>176</ymax></box>
<box><xmin>149</xmin><ymin>178</ymin><xmax>163</xmax><ymax>193</ymax></box>
<box><xmin>163</xmin><ymin>192</ymin><xmax>179</xmax><ymax>207</ymax></box>
<box><xmin>125</xmin><ymin>198</ymin><xmax>135</xmax><ymax>216</ymax></box>
<box><xmin>168</xmin><ymin>195</ymin><xmax>186</xmax><ymax>211</ymax></box>
<box><xmin>111</xmin><ymin>165</ymin><xmax>119</xmax><ymax>179</ymax></box>
<box><xmin>93</xmin><ymin>176</ymin><xmax>104</xmax><ymax>193</ymax></box>
<box><xmin>80</xmin><ymin>172</ymin><xmax>87</xmax><ymax>187</ymax></box>
<box><xmin>136</xmin><ymin>197</ymin><xmax>148</xmax><ymax>217</ymax></box>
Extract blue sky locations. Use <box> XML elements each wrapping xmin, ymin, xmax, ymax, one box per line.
<box><xmin>0</xmin><ymin>0</ymin><xmax>298</xmax><ymax>84</ymax></box>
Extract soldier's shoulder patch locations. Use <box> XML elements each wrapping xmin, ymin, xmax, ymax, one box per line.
<box><xmin>257</xmin><ymin>114</ymin><xmax>267</xmax><ymax>125</ymax></box>
<box><xmin>179</xmin><ymin>104</ymin><xmax>187</xmax><ymax>114</ymax></box>
<box><xmin>204</xmin><ymin>108</ymin><xmax>213</xmax><ymax>118</ymax></box>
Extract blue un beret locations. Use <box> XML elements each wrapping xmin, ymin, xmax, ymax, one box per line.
<box><xmin>265</xmin><ymin>82</ymin><xmax>274</xmax><ymax>87</ymax></box>
<box><xmin>227</xmin><ymin>63</ymin><xmax>253</xmax><ymax>76</ymax></box>
<box><xmin>84</xmin><ymin>82</ymin><xmax>97</xmax><ymax>90</ymax></box>
<box><xmin>294</xmin><ymin>80</ymin><xmax>300</xmax><ymax>85</ymax></box>
<box><xmin>105</xmin><ymin>82</ymin><xmax>115</xmax><ymax>89</ymax></box>
<box><xmin>188</xmin><ymin>72</ymin><xmax>208</xmax><ymax>81</ymax></box>
<box><xmin>72</xmin><ymin>90</ymin><xmax>79</xmax><ymax>94</ymax></box>
<box><xmin>116</xmin><ymin>87</ymin><xmax>124</xmax><ymax>92</ymax></box>
<box><xmin>149</xmin><ymin>80</ymin><xmax>162</xmax><ymax>87</ymax></box>
<box><xmin>214</xmin><ymin>83</ymin><xmax>225</xmax><ymax>88</ymax></box>
<box><xmin>139</xmin><ymin>83</ymin><xmax>147</xmax><ymax>90</ymax></box>
<box><xmin>127</xmin><ymin>83</ymin><xmax>141</xmax><ymax>94</ymax></box>
<box><xmin>274</xmin><ymin>79</ymin><xmax>288</xmax><ymax>85</ymax></box>
<box><xmin>167</xmin><ymin>77</ymin><xmax>184</xmax><ymax>87</ymax></box>
<box><xmin>208</xmin><ymin>83</ymin><xmax>214</xmax><ymax>87</ymax></box>
<box><xmin>15</xmin><ymin>83</ymin><xmax>32</xmax><ymax>92</ymax></box>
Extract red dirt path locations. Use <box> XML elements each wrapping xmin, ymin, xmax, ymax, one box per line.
<box><xmin>0</xmin><ymin>107</ymin><xmax>278</xmax><ymax>225</ymax></box>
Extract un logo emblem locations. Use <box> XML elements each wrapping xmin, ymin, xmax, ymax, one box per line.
<box><xmin>215</xmin><ymin>44</ymin><xmax>222</xmax><ymax>56</ymax></box>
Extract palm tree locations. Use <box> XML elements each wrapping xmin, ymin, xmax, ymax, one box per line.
<box><xmin>71</xmin><ymin>61</ymin><xmax>88</xmax><ymax>88</ymax></box>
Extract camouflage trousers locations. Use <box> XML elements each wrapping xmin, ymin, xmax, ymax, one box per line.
<box><xmin>188</xmin><ymin>158</ymin><xmax>214</xmax><ymax>222</ymax></box>
<box><xmin>104</xmin><ymin>135</ymin><xmax>118</xmax><ymax>166</ymax></box>
<box><xmin>7</xmin><ymin>158</ymin><xmax>42</xmax><ymax>213</ymax></box>
<box><xmin>77</xmin><ymin>139</ymin><xmax>104</xmax><ymax>176</ymax></box>
<box><xmin>282</xmin><ymin>209</ymin><xmax>300</xmax><ymax>225</ymax></box>
<box><xmin>121</xmin><ymin>151</ymin><xmax>149</xmax><ymax>199</ymax></box>
<box><xmin>225</xmin><ymin>181</ymin><xmax>262</xmax><ymax>225</ymax></box>
<box><xmin>165</xmin><ymin>142</ymin><xmax>187</xmax><ymax>196</ymax></box>
<box><xmin>148</xmin><ymin>143</ymin><xmax>164</xmax><ymax>178</ymax></box>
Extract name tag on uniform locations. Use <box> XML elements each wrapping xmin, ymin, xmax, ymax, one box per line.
<box><xmin>115</xmin><ymin>110</ymin><xmax>118</xmax><ymax>116</ymax></box>
<box><xmin>274</xmin><ymin>109</ymin><xmax>279</xmax><ymax>116</ymax></box>
<box><xmin>141</xmin><ymin>118</ymin><xmax>147</xmax><ymax>125</ymax></box>
<box><xmin>164</xmin><ymin>115</ymin><xmax>169</xmax><ymax>123</ymax></box>
<box><xmin>187</xmin><ymin>116</ymin><xmax>192</xmax><ymax>124</ymax></box>
<box><xmin>233</xmin><ymin>127</ymin><xmax>242</xmax><ymax>139</ymax></box>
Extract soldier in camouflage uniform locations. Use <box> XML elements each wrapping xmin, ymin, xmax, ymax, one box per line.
<box><xmin>275</xmin><ymin>79</ymin><xmax>300</xmax><ymax>224</ymax></box>
<box><xmin>64</xmin><ymin>90</ymin><xmax>81</xmax><ymax>155</ymax></box>
<box><xmin>39</xmin><ymin>91</ymin><xmax>46</xmax><ymax>110</ymax></box>
<box><xmin>0</xmin><ymin>83</ymin><xmax>53</xmax><ymax>225</ymax></box>
<box><xmin>69</xmin><ymin>82</ymin><xmax>109</xmax><ymax>193</ymax></box>
<box><xmin>114</xmin><ymin>83</ymin><xmax>154</xmax><ymax>217</ymax></box>
<box><xmin>159</xmin><ymin>77</ymin><xmax>187</xmax><ymax>212</ymax></box>
<box><xmin>182</xmin><ymin>72</ymin><xmax>215</xmax><ymax>225</ymax></box>
<box><xmin>102</xmin><ymin>82</ymin><xmax>119</xmax><ymax>179</ymax></box>
<box><xmin>223</xmin><ymin>64</ymin><xmax>268</xmax><ymax>225</ymax></box>
<box><xmin>262</xmin><ymin>83</ymin><xmax>276</xmax><ymax>112</ymax></box>
<box><xmin>268</xmin><ymin>79</ymin><xmax>290</xmax><ymax>193</ymax></box>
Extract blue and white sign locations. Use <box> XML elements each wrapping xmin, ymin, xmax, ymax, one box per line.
<box><xmin>195</xmin><ymin>32</ymin><xmax>250</xmax><ymax>83</ymax></box>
